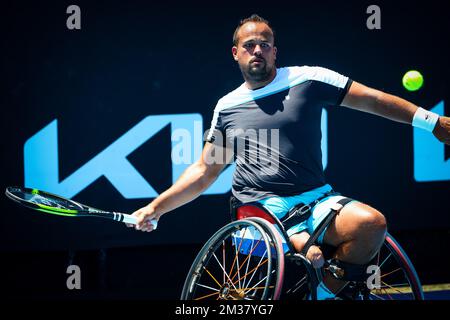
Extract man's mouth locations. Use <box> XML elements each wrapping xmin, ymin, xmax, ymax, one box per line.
<box><xmin>251</xmin><ymin>58</ymin><xmax>265</xmax><ymax>64</ymax></box>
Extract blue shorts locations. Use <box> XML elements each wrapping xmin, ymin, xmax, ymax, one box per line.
<box><xmin>257</xmin><ymin>184</ymin><xmax>355</xmax><ymax>244</ymax></box>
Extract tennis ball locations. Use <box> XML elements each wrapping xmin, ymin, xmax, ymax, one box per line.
<box><xmin>402</xmin><ymin>70</ymin><xmax>424</xmax><ymax>91</ymax></box>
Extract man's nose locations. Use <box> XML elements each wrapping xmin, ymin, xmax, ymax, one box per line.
<box><xmin>253</xmin><ymin>44</ymin><xmax>263</xmax><ymax>55</ymax></box>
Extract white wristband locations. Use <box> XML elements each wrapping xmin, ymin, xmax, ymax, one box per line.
<box><xmin>412</xmin><ymin>107</ymin><xmax>439</xmax><ymax>132</ymax></box>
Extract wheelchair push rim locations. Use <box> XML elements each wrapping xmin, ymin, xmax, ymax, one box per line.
<box><xmin>365</xmin><ymin>232</ymin><xmax>424</xmax><ymax>300</ymax></box>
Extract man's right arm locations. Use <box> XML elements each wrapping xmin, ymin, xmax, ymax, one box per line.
<box><xmin>131</xmin><ymin>142</ymin><xmax>233</xmax><ymax>231</ymax></box>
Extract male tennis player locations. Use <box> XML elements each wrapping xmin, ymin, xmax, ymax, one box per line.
<box><xmin>130</xmin><ymin>15</ymin><xmax>450</xmax><ymax>299</ymax></box>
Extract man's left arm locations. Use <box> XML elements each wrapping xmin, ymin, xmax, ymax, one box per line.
<box><xmin>341</xmin><ymin>81</ymin><xmax>450</xmax><ymax>145</ymax></box>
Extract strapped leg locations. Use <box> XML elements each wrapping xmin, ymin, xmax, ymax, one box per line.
<box><xmin>319</xmin><ymin>199</ymin><xmax>387</xmax><ymax>298</ymax></box>
<box><xmin>300</xmin><ymin>197</ymin><xmax>354</xmax><ymax>256</ymax></box>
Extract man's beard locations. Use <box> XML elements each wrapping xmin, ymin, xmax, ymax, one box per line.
<box><xmin>241</xmin><ymin>60</ymin><xmax>273</xmax><ymax>82</ymax></box>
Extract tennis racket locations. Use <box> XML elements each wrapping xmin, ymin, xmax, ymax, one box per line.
<box><xmin>5</xmin><ymin>186</ymin><xmax>157</xmax><ymax>229</ymax></box>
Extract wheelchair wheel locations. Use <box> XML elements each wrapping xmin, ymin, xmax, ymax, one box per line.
<box><xmin>181</xmin><ymin>218</ymin><xmax>284</xmax><ymax>300</ymax></box>
<box><xmin>365</xmin><ymin>232</ymin><xmax>424</xmax><ymax>300</ymax></box>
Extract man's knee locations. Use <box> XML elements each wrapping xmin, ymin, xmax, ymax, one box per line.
<box><xmin>352</xmin><ymin>204</ymin><xmax>387</xmax><ymax>240</ymax></box>
<box><xmin>362</xmin><ymin>208</ymin><xmax>386</xmax><ymax>233</ymax></box>
<box><xmin>323</xmin><ymin>202</ymin><xmax>387</xmax><ymax>248</ymax></box>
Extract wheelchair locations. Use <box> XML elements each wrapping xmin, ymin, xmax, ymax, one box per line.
<box><xmin>181</xmin><ymin>195</ymin><xmax>424</xmax><ymax>300</ymax></box>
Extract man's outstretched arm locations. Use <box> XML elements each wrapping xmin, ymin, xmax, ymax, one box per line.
<box><xmin>130</xmin><ymin>142</ymin><xmax>233</xmax><ymax>231</ymax></box>
<box><xmin>341</xmin><ymin>81</ymin><xmax>450</xmax><ymax>145</ymax></box>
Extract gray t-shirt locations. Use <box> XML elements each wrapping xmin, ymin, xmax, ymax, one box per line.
<box><xmin>206</xmin><ymin>66</ymin><xmax>352</xmax><ymax>203</ymax></box>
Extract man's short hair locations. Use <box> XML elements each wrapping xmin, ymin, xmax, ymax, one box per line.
<box><xmin>232</xmin><ymin>14</ymin><xmax>275</xmax><ymax>46</ymax></box>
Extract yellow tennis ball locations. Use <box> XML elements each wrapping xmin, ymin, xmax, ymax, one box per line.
<box><xmin>402</xmin><ymin>70</ymin><xmax>424</xmax><ymax>91</ymax></box>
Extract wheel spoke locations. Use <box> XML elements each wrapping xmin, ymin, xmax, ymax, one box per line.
<box><xmin>242</xmin><ymin>248</ymin><xmax>268</xmax><ymax>290</ymax></box>
<box><xmin>202</xmin><ymin>266</ymin><xmax>222</xmax><ymax>288</ymax></box>
<box><xmin>244</xmin><ymin>269</ymin><xmax>275</xmax><ymax>294</ymax></box>
<box><xmin>381</xmin><ymin>267</ymin><xmax>402</xmax><ymax>279</ymax></box>
<box><xmin>228</xmin><ymin>228</ymin><xmax>248</xmax><ymax>280</ymax></box>
<box><xmin>230</xmin><ymin>234</ymin><xmax>263</xmax><ymax>282</ymax></box>
<box><xmin>212</xmin><ymin>252</ymin><xmax>238</xmax><ymax>291</ymax></box>
<box><xmin>233</xmin><ymin>259</ymin><xmax>268</xmax><ymax>286</ymax></box>
<box><xmin>379</xmin><ymin>252</ymin><xmax>392</xmax><ymax>269</ymax></box>
<box><xmin>222</xmin><ymin>240</ymin><xmax>226</xmax><ymax>284</ymax></box>
<box><xmin>195</xmin><ymin>283</ymin><xmax>221</xmax><ymax>292</ymax></box>
<box><xmin>233</xmin><ymin>235</ymin><xmax>242</xmax><ymax>290</ymax></box>
<box><xmin>194</xmin><ymin>291</ymin><xmax>220</xmax><ymax>300</ymax></box>
<box><xmin>378</xmin><ymin>283</ymin><xmax>410</xmax><ymax>289</ymax></box>
<box><xmin>231</xmin><ymin>286</ymin><xmax>274</xmax><ymax>292</ymax></box>
<box><xmin>379</xmin><ymin>281</ymin><xmax>412</xmax><ymax>295</ymax></box>
<box><xmin>242</xmin><ymin>236</ymin><xmax>255</xmax><ymax>290</ymax></box>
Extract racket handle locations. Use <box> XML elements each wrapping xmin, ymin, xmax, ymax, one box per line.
<box><xmin>121</xmin><ymin>214</ymin><xmax>158</xmax><ymax>230</ymax></box>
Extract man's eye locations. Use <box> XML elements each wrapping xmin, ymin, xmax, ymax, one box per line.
<box><xmin>243</xmin><ymin>43</ymin><xmax>254</xmax><ymax>49</ymax></box>
<box><xmin>261</xmin><ymin>43</ymin><xmax>270</xmax><ymax>48</ymax></box>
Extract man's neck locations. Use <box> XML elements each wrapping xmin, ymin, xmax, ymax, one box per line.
<box><xmin>244</xmin><ymin>68</ymin><xmax>277</xmax><ymax>90</ymax></box>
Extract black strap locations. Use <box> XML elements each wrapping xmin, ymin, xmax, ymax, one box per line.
<box><xmin>281</xmin><ymin>204</ymin><xmax>312</xmax><ymax>230</ymax></box>
<box><xmin>300</xmin><ymin>197</ymin><xmax>354</xmax><ymax>256</ymax></box>
<box><xmin>326</xmin><ymin>259</ymin><xmax>372</xmax><ymax>282</ymax></box>
<box><xmin>281</xmin><ymin>191</ymin><xmax>340</xmax><ymax>230</ymax></box>
<box><xmin>229</xmin><ymin>196</ymin><xmax>240</xmax><ymax>221</ymax></box>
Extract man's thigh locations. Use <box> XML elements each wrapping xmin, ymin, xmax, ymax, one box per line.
<box><xmin>322</xmin><ymin>201</ymin><xmax>386</xmax><ymax>247</ymax></box>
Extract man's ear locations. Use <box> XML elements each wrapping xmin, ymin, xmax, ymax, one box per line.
<box><xmin>274</xmin><ymin>46</ymin><xmax>277</xmax><ymax>60</ymax></box>
<box><xmin>232</xmin><ymin>46</ymin><xmax>238</xmax><ymax>61</ymax></box>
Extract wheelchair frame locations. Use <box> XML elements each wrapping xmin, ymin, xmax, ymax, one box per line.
<box><xmin>181</xmin><ymin>200</ymin><xmax>424</xmax><ymax>300</ymax></box>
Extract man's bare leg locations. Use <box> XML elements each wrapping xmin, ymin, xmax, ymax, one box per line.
<box><xmin>321</xmin><ymin>201</ymin><xmax>387</xmax><ymax>293</ymax></box>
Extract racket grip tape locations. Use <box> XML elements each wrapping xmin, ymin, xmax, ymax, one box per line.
<box><xmin>119</xmin><ymin>213</ymin><xmax>158</xmax><ymax>230</ymax></box>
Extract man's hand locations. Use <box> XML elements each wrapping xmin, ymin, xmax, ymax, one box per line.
<box><xmin>433</xmin><ymin>116</ymin><xmax>450</xmax><ymax>145</ymax></box>
<box><xmin>306</xmin><ymin>245</ymin><xmax>325</xmax><ymax>269</ymax></box>
<box><xmin>127</xmin><ymin>204</ymin><xmax>160</xmax><ymax>232</ymax></box>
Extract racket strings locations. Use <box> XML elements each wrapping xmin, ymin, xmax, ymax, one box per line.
<box><xmin>16</xmin><ymin>190</ymin><xmax>82</xmax><ymax>211</ymax></box>
<box><xmin>30</xmin><ymin>194</ymin><xmax>66</xmax><ymax>209</ymax></box>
